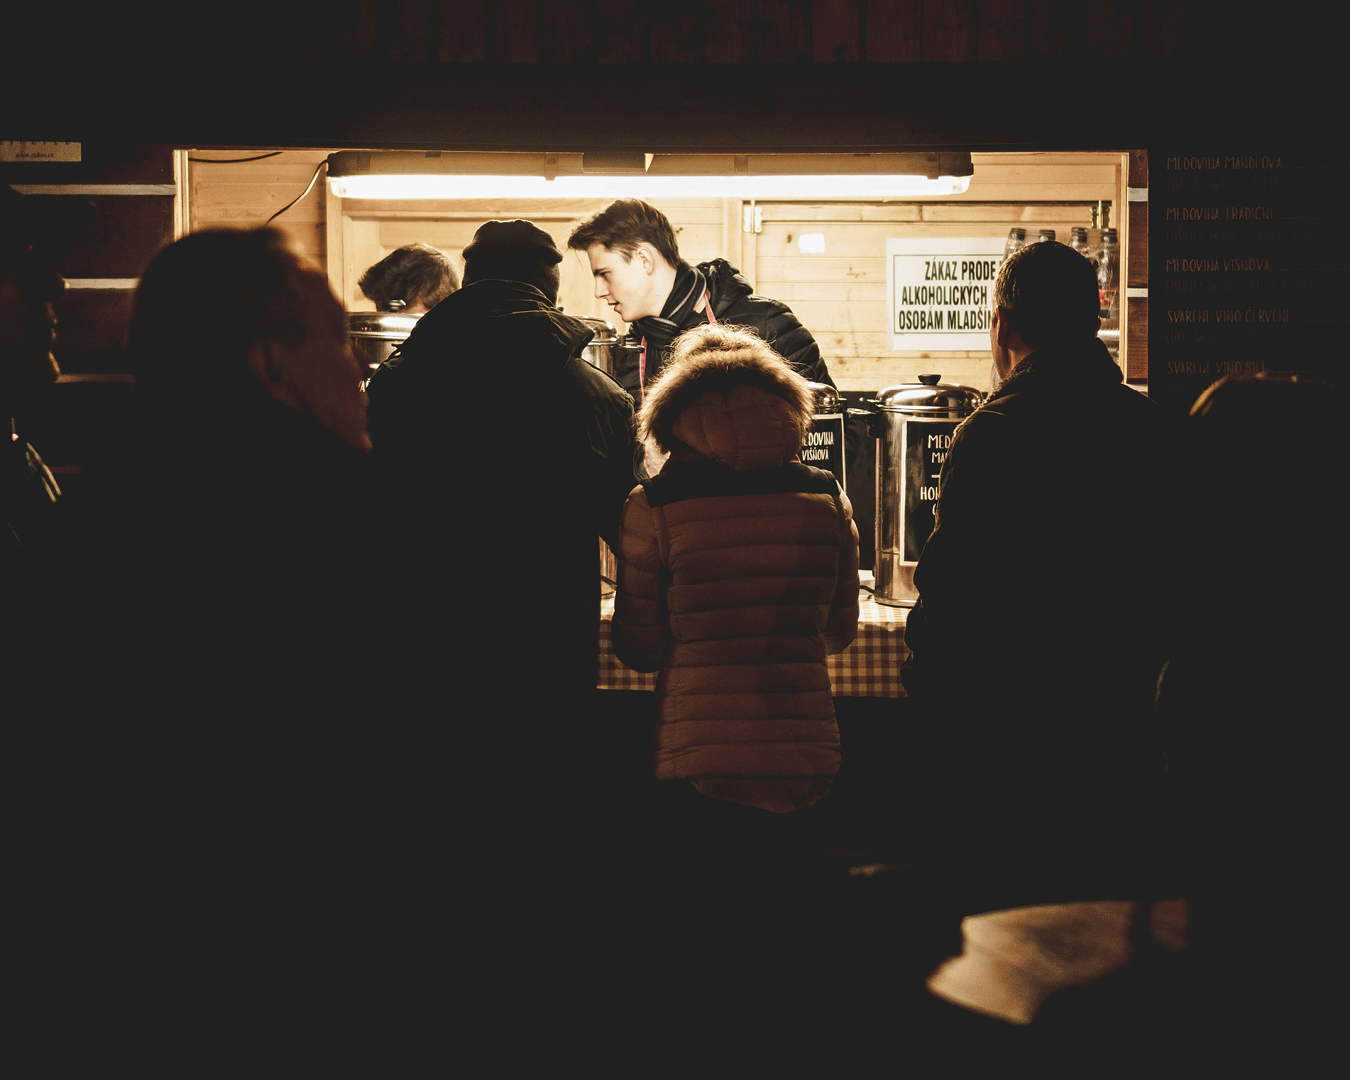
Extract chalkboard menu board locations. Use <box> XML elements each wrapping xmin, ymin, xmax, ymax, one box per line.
<box><xmin>1151</xmin><ymin>151</ymin><xmax>1350</xmax><ymax>412</ymax></box>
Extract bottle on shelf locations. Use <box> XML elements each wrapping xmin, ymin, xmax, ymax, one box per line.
<box><xmin>1004</xmin><ymin>227</ymin><xmax>1026</xmax><ymax>258</ymax></box>
<box><xmin>1037</xmin><ymin>228</ymin><xmax>1057</xmax><ymax>244</ymax></box>
<box><xmin>1069</xmin><ymin>227</ymin><xmax>1091</xmax><ymax>257</ymax></box>
<box><xmin>1096</xmin><ymin>228</ymin><xmax>1120</xmax><ymax>324</ymax></box>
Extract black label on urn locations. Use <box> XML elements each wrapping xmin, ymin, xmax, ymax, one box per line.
<box><xmin>903</xmin><ymin>420</ymin><xmax>958</xmax><ymax>562</ymax></box>
<box><xmin>803</xmin><ymin>413</ymin><xmax>846</xmax><ymax>491</ymax></box>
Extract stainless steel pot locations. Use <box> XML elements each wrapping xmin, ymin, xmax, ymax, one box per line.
<box><xmin>804</xmin><ymin>382</ymin><xmax>846</xmax><ymax>491</ymax></box>
<box><xmin>578</xmin><ymin>317</ymin><xmax>619</xmax><ymax>376</ymax></box>
<box><xmin>873</xmin><ymin>374</ymin><xmax>983</xmax><ymax>607</ymax></box>
<box><xmin>347</xmin><ymin>310</ymin><xmax>421</xmax><ymax>380</ymax></box>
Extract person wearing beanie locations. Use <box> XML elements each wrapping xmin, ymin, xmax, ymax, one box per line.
<box><xmin>458</xmin><ymin>218</ymin><xmax>563</xmax><ymax>301</ymax></box>
<box><xmin>365</xmin><ymin>218</ymin><xmax>641</xmax><ymax>805</ymax></box>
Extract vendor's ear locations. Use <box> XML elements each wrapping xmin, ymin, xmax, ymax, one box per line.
<box><xmin>636</xmin><ymin>243</ymin><xmax>658</xmax><ymax>275</ymax></box>
<box><xmin>992</xmin><ymin>306</ymin><xmax>1014</xmax><ymax>349</ymax></box>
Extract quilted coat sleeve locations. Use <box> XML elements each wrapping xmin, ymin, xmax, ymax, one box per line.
<box><xmin>824</xmin><ymin>487</ymin><xmax>861</xmax><ymax>655</ymax></box>
<box><xmin>611</xmin><ymin>486</ymin><xmax>669</xmax><ymax>673</ymax></box>
<box><xmin>762</xmin><ymin>303</ymin><xmax>836</xmax><ymax>389</ymax></box>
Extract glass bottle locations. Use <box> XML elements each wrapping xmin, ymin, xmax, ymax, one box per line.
<box><xmin>1069</xmin><ymin>227</ymin><xmax>1090</xmax><ymax>257</ymax></box>
<box><xmin>1037</xmin><ymin>228</ymin><xmax>1057</xmax><ymax>244</ymax></box>
<box><xmin>1096</xmin><ymin>228</ymin><xmax>1120</xmax><ymax>324</ymax></box>
<box><xmin>1004</xmin><ymin>227</ymin><xmax>1026</xmax><ymax>258</ymax></box>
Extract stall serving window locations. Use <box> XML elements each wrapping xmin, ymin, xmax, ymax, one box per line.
<box><xmin>185</xmin><ymin>149</ymin><xmax>1136</xmax><ymax>395</ymax></box>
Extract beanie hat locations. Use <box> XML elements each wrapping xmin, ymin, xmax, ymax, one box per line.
<box><xmin>461</xmin><ymin>219</ymin><xmax>563</xmax><ymax>303</ymax></box>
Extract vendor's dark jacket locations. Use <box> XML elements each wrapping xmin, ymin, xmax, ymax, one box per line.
<box><xmin>615</xmin><ymin>259</ymin><xmax>834</xmax><ymax>397</ymax></box>
<box><xmin>902</xmin><ymin>339</ymin><xmax>1178</xmax><ymax>787</ymax></box>
<box><xmin>366</xmin><ymin>278</ymin><xmax>640</xmax><ymax>703</ymax></box>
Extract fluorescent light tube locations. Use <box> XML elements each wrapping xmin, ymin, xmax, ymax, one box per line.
<box><xmin>327</xmin><ymin>173</ymin><xmax>971</xmax><ymax>199</ymax></box>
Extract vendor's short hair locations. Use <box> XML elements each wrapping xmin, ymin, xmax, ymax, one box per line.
<box><xmin>994</xmin><ymin>241</ymin><xmax>1101</xmax><ymax>350</ymax></box>
<box><xmin>567</xmin><ymin>199</ymin><xmax>681</xmax><ymax>267</ymax></box>
<box><xmin>358</xmin><ymin>243</ymin><xmax>459</xmax><ymax>310</ymax></box>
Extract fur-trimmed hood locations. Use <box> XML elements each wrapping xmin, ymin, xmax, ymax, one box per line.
<box><xmin>638</xmin><ymin>324</ymin><xmax>814</xmax><ymax>472</ymax></box>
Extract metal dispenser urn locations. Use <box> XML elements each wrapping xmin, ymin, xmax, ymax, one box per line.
<box><xmin>577</xmin><ymin>317</ymin><xmax>619</xmax><ymax>376</ymax></box>
<box><xmin>578</xmin><ymin>317</ymin><xmax>621</xmax><ymax>596</ymax></box>
<box><xmin>873</xmin><ymin>374</ymin><xmax>983</xmax><ymax>607</ymax></box>
<box><xmin>805</xmin><ymin>382</ymin><xmax>846</xmax><ymax>491</ymax></box>
<box><xmin>346</xmin><ymin>308</ymin><xmax>421</xmax><ymax>382</ymax></box>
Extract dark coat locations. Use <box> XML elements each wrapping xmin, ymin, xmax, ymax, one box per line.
<box><xmin>73</xmin><ymin>389</ymin><xmax>377</xmax><ymax>713</ymax></box>
<box><xmin>613</xmin><ymin>259</ymin><xmax>835</xmax><ymax>396</ymax></box>
<box><xmin>366</xmin><ymin>278</ymin><xmax>640</xmax><ymax>700</ymax></box>
<box><xmin>2</xmin><ymin>426</ymin><xmax>63</xmax><ymax>705</ymax></box>
<box><xmin>901</xmin><ymin>339</ymin><xmax>1178</xmax><ymax>880</ymax></box>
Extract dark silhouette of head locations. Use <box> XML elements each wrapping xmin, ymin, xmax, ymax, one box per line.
<box><xmin>994</xmin><ymin>240</ymin><xmax>1100</xmax><ymax>351</ymax></box>
<box><xmin>460</xmin><ymin>220</ymin><xmax>563</xmax><ymax>304</ymax></box>
<box><xmin>131</xmin><ymin>227</ymin><xmax>368</xmax><ymax>449</ymax></box>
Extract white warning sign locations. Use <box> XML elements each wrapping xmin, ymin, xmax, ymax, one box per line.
<box><xmin>887</xmin><ymin>237</ymin><xmax>1006</xmax><ymax>351</ymax></box>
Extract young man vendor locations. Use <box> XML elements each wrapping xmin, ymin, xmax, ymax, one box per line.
<box><xmin>568</xmin><ymin>198</ymin><xmax>835</xmax><ymax>401</ymax></box>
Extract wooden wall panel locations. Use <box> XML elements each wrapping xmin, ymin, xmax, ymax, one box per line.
<box><xmin>864</xmin><ymin>0</ymin><xmax>921</xmax><ymax>61</ymax></box>
<box><xmin>543</xmin><ymin>0</ymin><xmax>593</xmax><ymax>61</ymax></box>
<box><xmin>704</xmin><ymin>0</ymin><xmax>758</xmax><ymax>63</ymax></box>
<box><xmin>1126</xmin><ymin>296</ymin><xmax>1147</xmax><ymax>381</ymax></box>
<box><xmin>757</xmin><ymin>0</ymin><xmax>811</xmax><ymax>63</ymax></box>
<box><xmin>1028</xmin><ymin>0</ymin><xmax>1070</xmax><ymax>58</ymax></box>
<box><xmin>4</xmin><ymin>147</ymin><xmax>173</xmax><ymax>472</ymax></box>
<box><xmin>59</xmin><ymin>197</ymin><xmax>175</xmax><ymax>279</ymax></box>
<box><xmin>920</xmin><ymin>1</ymin><xmax>971</xmax><ymax>61</ymax></box>
<box><xmin>188</xmin><ymin>151</ymin><xmax>331</xmax><ymax>268</ymax></box>
<box><xmin>651</xmin><ymin>3</ymin><xmax>706</xmax><ymax>64</ymax></box>
<box><xmin>1085</xmin><ymin>0</ymin><xmax>1133</xmax><ymax>58</ymax></box>
<box><xmin>812</xmin><ymin>0</ymin><xmax>862</xmax><ymax>63</ymax></box>
<box><xmin>1127</xmin><ymin>148</ymin><xmax>1148</xmax><ymax>382</ymax></box>
<box><xmin>392</xmin><ymin>0</ymin><xmax>433</xmax><ymax>60</ymax></box>
<box><xmin>491</xmin><ymin>0</ymin><xmax>542</xmax><ymax>63</ymax></box>
<box><xmin>6</xmin><ymin>145</ymin><xmax>174</xmax><ymax>470</ymax></box>
<box><xmin>595</xmin><ymin>0</ymin><xmax>645</xmax><ymax>63</ymax></box>
<box><xmin>750</xmin><ymin>154</ymin><xmax>1120</xmax><ymax>391</ymax></box>
<box><xmin>976</xmin><ymin>0</ymin><xmax>1026</xmax><ymax>61</ymax></box>
<box><xmin>51</xmin><ymin>291</ymin><xmax>137</xmax><ymax>356</ymax></box>
<box><xmin>439</xmin><ymin>0</ymin><xmax>489</xmax><ymax>61</ymax></box>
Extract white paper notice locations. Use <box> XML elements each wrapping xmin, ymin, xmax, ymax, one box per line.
<box><xmin>887</xmin><ymin>237</ymin><xmax>1005</xmax><ymax>351</ymax></box>
<box><xmin>0</xmin><ymin>141</ymin><xmax>82</xmax><ymax>163</ymax></box>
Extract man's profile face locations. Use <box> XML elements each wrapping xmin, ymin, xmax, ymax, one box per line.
<box><xmin>0</xmin><ymin>240</ymin><xmax>64</xmax><ymax>401</ymax></box>
<box><xmin>586</xmin><ymin>242</ymin><xmax>661</xmax><ymax>322</ymax></box>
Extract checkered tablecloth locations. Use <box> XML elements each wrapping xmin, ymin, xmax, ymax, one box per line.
<box><xmin>598</xmin><ymin>574</ymin><xmax>910</xmax><ymax>698</ymax></box>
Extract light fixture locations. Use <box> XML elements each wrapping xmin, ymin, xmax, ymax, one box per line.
<box><xmin>326</xmin><ymin>151</ymin><xmax>973</xmax><ymax>199</ymax></box>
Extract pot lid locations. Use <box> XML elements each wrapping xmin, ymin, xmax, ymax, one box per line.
<box><xmin>577</xmin><ymin>316</ymin><xmax>619</xmax><ymax>345</ymax></box>
<box><xmin>874</xmin><ymin>374</ymin><xmax>983</xmax><ymax>413</ymax></box>
<box><xmin>808</xmin><ymin>381</ymin><xmax>842</xmax><ymax>414</ymax></box>
<box><xmin>346</xmin><ymin>311</ymin><xmax>421</xmax><ymax>338</ymax></box>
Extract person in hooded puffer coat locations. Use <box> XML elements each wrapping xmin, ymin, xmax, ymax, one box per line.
<box><xmin>612</xmin><ymin>323</ymin><xmax>860</xmax><ymax>818</ymax></box>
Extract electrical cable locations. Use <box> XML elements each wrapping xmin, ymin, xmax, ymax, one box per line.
<box><xmin>266</xmin><ymin>161</ymin><xmax>326</xmax><ymax>225</ymax></box>
<box><xmin>187</xmin><ymin>152</ymin><xmax>284</xmax><ymax>163</ymax></box>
